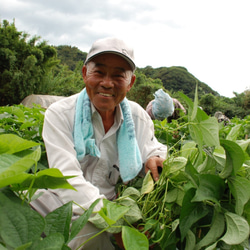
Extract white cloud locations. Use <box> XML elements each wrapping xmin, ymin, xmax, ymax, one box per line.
<box><xmin>1</xmin><ymin>0</ymin><xmax>249</xmax><ymax>97</ymax></box>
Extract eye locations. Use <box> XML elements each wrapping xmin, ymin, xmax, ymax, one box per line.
<box><xmin>94</xmin><ymin>70</ymin><xmax>104</xmax><ymax>75</ymax></box>
<box><xmin>114</xmin><ymin>74</ymin><xmax>123</xmax><ymax>78</ymax></box>
<box><xmin>113</xmin><ymin>71</ymin><xmax>125</xmax><ymax>79</ymax></box>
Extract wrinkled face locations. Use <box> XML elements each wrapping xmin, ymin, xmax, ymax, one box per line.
<box><xmin>82</xmin><ymin>53</ymin><xmax>135</xmax><ymax>116</ymax></box>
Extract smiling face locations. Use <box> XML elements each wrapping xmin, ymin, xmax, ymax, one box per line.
<box><xmin>82</xmin><ymin>53</ymin><xmax>136</xmax><ymax>118</ymax></box>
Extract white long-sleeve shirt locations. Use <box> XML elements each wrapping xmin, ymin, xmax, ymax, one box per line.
<box><xmin>42</xmin><ymin>93</ymin><xmax>167</xmax><ymax>214</ymax></box>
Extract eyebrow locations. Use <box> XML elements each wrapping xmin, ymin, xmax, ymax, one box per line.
<box><xmin>94</xmin><ymin>63</ymin><xmax>127</xmax><ymax>72</ymax></box>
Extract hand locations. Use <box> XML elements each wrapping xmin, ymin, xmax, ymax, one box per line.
<box><xmin>145</xmin><ymin>156</ymin><xmax>164</xmax><ymax>181</ymax></box>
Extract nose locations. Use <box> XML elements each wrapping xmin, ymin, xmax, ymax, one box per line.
<box><xmin>101</xmin><ymin>75</ymin><xmax>114</xmax><ymax>88</ymax></box>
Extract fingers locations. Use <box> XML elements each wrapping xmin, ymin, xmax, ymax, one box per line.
<box><xmin>145</xmin><ymin>156</ymin><xmax>164</xmax><ymax>181</ymax></box>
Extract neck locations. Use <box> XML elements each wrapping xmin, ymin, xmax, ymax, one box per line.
<box><xmin>99</xmin><ymin>109</ymin><xmax>115</xmax><ymax>133</ymax></box>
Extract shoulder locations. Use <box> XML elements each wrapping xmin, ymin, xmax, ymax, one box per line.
<box><xmin>46</xmin><ymin>93</ymin><xmax>79</xmax><ymax>114</ymax></box>
<box><xmin>128</xmin><ymin>100</ymin><xmax>152</xmax><ymax>123</ymax></box>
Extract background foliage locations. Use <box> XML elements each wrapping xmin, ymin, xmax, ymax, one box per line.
<box><xmin>0</xmin><ymin>20</ymin><xmax>249</xmax><ymax>118</ymax></box>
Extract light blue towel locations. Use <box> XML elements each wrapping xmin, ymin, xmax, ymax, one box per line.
<box><xmin>73</xmin><ymin>88</ymin><xmax>142</xmax><ymax>182</ymax></box>
<box><xmin>152</xmin><ymin>89</ymin><xmax>174</xmax><ymax>120</ymax></box>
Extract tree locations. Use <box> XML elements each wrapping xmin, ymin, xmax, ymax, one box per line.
<box><xmin>138</xmin><ymin>66</ymin><xmax>219</xmax><ymax>100</ymax></box>
<box><xmin>56</xmin><ymin>45</ymin><xmax>87</xmax><ymax>71</ymax></box>
<box><xmin>127</xmin><ymin>71</ymin><xmax>164</xmax><ymax>108</ymax></box>
<box><xmin>199</xmin><ymin>93</ymin><xmax>217</xmax><ymax>115</ymax></box>
<box><xmin>45</xmin><ymin>61</ymin><xmax>84</xmax><ymax>96</ymax></box>
<box><xmin>243</xmin><ymin>89</ymin><xmax>250</xmax><ymax>110</ymax></box>
<box><xmin>0</xmin><ymin>20</ymin><xmax>59</xmax><ymax>106</ymax></box>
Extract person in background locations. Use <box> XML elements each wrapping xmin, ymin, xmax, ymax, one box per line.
<box><xmin>146</xmin><ymin>89</ymin><xmax>186</xmax><ymax>122</ymax></box>
<box><xmin>167</xmin><ymin>98</ymin><xmax>186</xmax><ymax>122</ymax></box>
<box><xmin>31</xmin><ymin>37</ymin><xmax>167</xmax><ymax>249</ymax></box>
<box><xmin>214</xmin><ymin>111</ymin><xmax>231</xmax><ymax>125</ymax></box>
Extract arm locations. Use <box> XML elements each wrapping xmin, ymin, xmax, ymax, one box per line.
<box><xmin>42</xmin><ymin>101</ymin><xmax>105</xmax><ymax>215</ymax></box>
<box><xmin>131</xmin><ymin>101</ymin><xmax>168</xmax><ymax>181</ymax></box>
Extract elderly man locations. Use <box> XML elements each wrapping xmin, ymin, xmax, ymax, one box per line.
<box><xmin>31</xmin><ymin>37</ymin><xmax>167</xmax><ymax>249</ymax></box>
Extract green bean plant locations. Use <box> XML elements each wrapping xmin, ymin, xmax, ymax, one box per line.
<box><xmin>90</xmin><ymin>86</ymin><xmax>250</xmax><ymax>249</ymax></box>
<box><xmin>0</xmin><ymin>104</ymin><xmax>48</xmax><ymax>168</ymax></box>
<box><xmin>0</xmin><ymin>87</ymin><xmax>249</xmax><ymax>249</ymax></box>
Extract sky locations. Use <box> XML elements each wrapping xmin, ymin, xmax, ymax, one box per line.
<box><xmin>1</xmin><ymin>0</ymin><xmax>250</xmax><ymax>98</ymax></box>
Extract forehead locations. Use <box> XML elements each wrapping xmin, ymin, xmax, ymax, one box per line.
<box><xmin>89</xmin><ymin>53</ymin><xmax>132</xmax><ymax>71</ymax></box>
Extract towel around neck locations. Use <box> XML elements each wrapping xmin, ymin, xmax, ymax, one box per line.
<box><xmin>73</xmin><ymin>88</ymin><xmax>143</xmax><ymax>182</ymax></box>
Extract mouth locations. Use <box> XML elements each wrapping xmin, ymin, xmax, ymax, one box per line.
<box><xmin>98</xmin><ymin>92</ymin><xmax>114</xmax><ymax>97</ymax></box>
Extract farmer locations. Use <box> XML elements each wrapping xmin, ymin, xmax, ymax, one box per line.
<box><xmin>31</xmin><ymin>37</ymin><xmax>167</xmax><ymax>249</ymax></box>
<box><xmin>146</xmin><ymin>89</ymin><xmax>186</xmax><ymax>122</ymax></box>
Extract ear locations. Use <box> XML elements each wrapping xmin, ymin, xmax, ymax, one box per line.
<box><xmin>127</xmin><ymin>74</ymin><xmax>136</xmax><ymax>92</ymax></box>
<box><xmin>82</xmin><ymin>65</ymin><xmax>87</xmax><ymax>81</ymax></box>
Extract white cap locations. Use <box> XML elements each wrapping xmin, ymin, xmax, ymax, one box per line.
<box><xmin>85</xmin><ymin>37</ymin><xmax>136</xmax><ymax>71</ymax></box>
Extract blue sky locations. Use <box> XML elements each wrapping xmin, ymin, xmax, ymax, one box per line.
<box><xmin>1</xmin><ymin>0</ymin><xmax>250</xmax><ymax>97</ymax></box>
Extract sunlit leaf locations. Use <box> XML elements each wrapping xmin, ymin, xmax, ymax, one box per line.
<box><xmin>141</xmin><ymin>171</ymin><xmax>154</xmax><ymax>195</ymax></box>
<box><xmin>122</xmin><ymin>226</ymin><xmax>149</xmax><ymax>250</ymax></box>
<box><xmin>226</xmin><ymin>124</ymin><xmax>242</xmax><ymax>141</ymax></box>
<box><xmin>0</xmin><ymin>147</ymin><xmax>41</xmax><ymax>188</ymax></box>
<box><xmin>34</xmin><ymin>233</ymin><xmax>65</xmax><ymax>250</ymax></box>
<box><xmin>219</xmin><ymin>140</ymin><xmax>245</xmax><ymax>178</ymax></box>
<box><xmin>106</xmin><ymin>200</ymin><xmax>130</xmax><ymax>222</ymax></box>
<box><xmin>221</xmin><ymin>212</ymin><xmax>249</xmax><ymax>245</ymax></box>
<box><xmin>20</xmin><ymin>168</ymin><xmax>76</xmax><ymax>190</ymax></box>
<box><xmin>122</xmin><ymin>187</ymin><xmax>140</xmax><ymax>200</ymax></box>
<box><xmin>200</xmin><ymin>117</ymin><xmax>220</xmax><ymax>147</ymax></box>
<box><xmin>0</xmin><ymin>134</ymin><xmax>39</xmax><ymax>154</ymax></box>
<box><xmin>228</xmin><ymin>176</ymin><xmax>250</xmax><ymax>215</ymax></box>
<box><xmin>185</xmin><ymin>230</ymin><xmax>196</xmax><ymax>250</ymax></box>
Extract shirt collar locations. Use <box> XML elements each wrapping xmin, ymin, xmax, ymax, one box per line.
<box><xmin>90</xmin><ymin>102</ymin><xmax>124</xmax><ymax>127</ymax></box>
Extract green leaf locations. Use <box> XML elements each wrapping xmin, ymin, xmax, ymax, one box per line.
<box><xmin>88</xmin><ymin>213</ymin><xmax>124</xmax><ymax>234</ymax></box>
<box><xmin>180</xmin><ymin>141</ymin><xmax>197</xmax><ymax>160</ymax></box>
<box><xmin>20</xmin><ymin>168</ymin><xmax>76</xmax><ymax>190</ymax></box>
<box><xmin>0</xmin><ymin>192</ymin><xmax>45</xmax><ymax>248</ymax></box>
<box><xmin>237</xmin><ymin>139</ymin><xmax>250</xmax><ymax>152</ymax></box>
<box><xmin>226</xmin><ymin>124</ymin><xmax>242</xmax><ymax>141</ymax></box>
<box><xmin>228</xmin><ymin>176</ymin><xmax>250</xmax><ymax>215</ymax></box>
<box><xmin>200</xmin><ymin>117</ymin><xmax>220</xmax><ymax>147</ymax></box>
<box><xmin>167</xmin><ymin>157</ymin><xmax>187</xmax><ymax>175</ymax></box>
<box><xmin>15</xmin><ymin>242</ymin><xmax>32</xmax><ymax>250</ymax></box>
<box><xmin>33</xmin><ymin>233</ymin><xmax>65</xmax><ymax>250</ymax></box>
<box><xmin>121</xmin><ymin>187</ymin><xmax>141</xmax><ymax>200</ymax></box>
<box><xmin>179</xmin><ymin>188</ymin><xmax>209</xmax><ymax>241</ymax></box>
<box><xmin>194</xmin><ymin>212</ymin><xmax>225</xmax><ymax>249</ymax></box>
<box><xmin>185</xmin><ymin>158</ymin><xmax>199</xmax><ymax>188</ymax></box>
<box><xmin>0</xmin><ymin>147</ymin><xmax>41</xmax><ymax>188</ymax></box>
<box><xmin>165</xmin><ymin>188</ymin><xmax>178</xmax><ymax>203</ymax></box>
<box><xmin>0</xmin><ymin>134</ymin><xmax>40</xmax><ymax>154</ymax></box>
<box><xmin>119</xmin><ymin>198</ymin><xmax>142</xmax><ymax>224</ymax></box>
<box><xmin>185</xmin><ymin>230</ymin><xmax>196</xmax><ymax>250</ymax></box>
<box><xmin>221</xmin><ymin>212</ymin><xmax>250</xmax><ymax>245</ymax></box>
<box><xmin>141</xmin><ymin>171</ymin><xmax>154</xmax><ymax>195</ymax></box>
<box><xmin>106</xmin><ymin>200</ymin><xmax>130</xmax><ymax>223</ymax></box>
<box><xmin>189</xmin><ymin>117</ymin><xmax>220</xmax><ymax>149</ymax></box>
<box><xmin>188</xmin><ymin>123</ymin><xmax>203</xmax><ymax>150</ymax></box>
<box><xmin>244</xmin><ymin>200</ymin><xmax>250</xmax><ymax>226</ymax></box>
<box><xmin>191</xmin><ymin>84</ymin><xmax>199</xmax><ymax>121</ymax></box>
<box><xmin>122</xmin><ymin>226</ymin><xmax>149</xmax><ymax>250</ymax></box>
<box><xmin>192</xmin><ymin>174</ymin><xmax>226</xmax><ymax>205</ymax></box>
<box><xmin>219</xmin><ymin>140</ymin><xmax>245</xmax><ymax>178</ymax></box>
<box><xmin>45</xmin><ymin>202</ymin><xmax>73</xmax><ymax>242</ymax></box>
<box><xmin>68</xmin><ymin>199</ymin><xmax>101</xmax><ymax>243</ymax></box>
<box><xmin>205</xmin><ymin>242</ymin><xmax>218</xmax><ymax>250</ymax></box>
